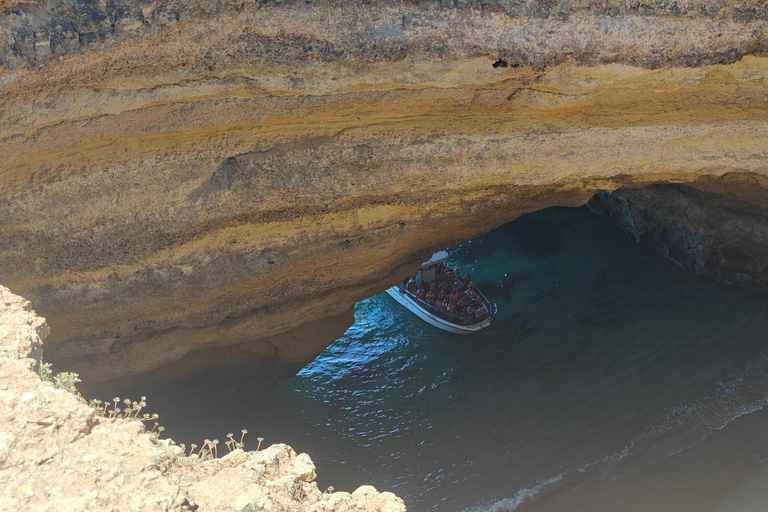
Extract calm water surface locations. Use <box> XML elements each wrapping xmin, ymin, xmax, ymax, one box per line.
<box><xmin>113</xmin><ymin>207</ymin><xmax>768</xmax><ymax>511</ymax></box>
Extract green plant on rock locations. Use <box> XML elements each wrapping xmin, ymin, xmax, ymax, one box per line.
<box><xmin>53</xmin><ymin>371</ymin><xmax>81</xmax><ymax>392</ymax></box>
<box><xmin>37</xmin><ymin>362</ymin><xmax>52</xmax><ymax>380</ymax></box>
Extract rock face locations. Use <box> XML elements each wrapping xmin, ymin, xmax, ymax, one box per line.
<box><xmin>0</xmin><ymin>284</ymin><xmax>406</xmax><ymax>512</ymax></box>
<box><xmin>2</xmin><ymin>0</ymin><xmax>768</xmax><ymax>381</ymax></box>
<box><xmin>182</xmin><ymin>446</ymin><xmax>406</xmax><ymax>512</ymax></box>
<box><xmin>588</xmin><ymin>184</ymin><xmax>768</xmax><ymax>294</ymax></box>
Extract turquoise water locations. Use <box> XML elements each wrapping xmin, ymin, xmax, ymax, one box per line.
<box><xmin>113</xmin><ymin>206</ymin><xmax>768</xmax><ymax>511</ymax></box>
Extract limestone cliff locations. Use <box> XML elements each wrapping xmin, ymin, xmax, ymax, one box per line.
<box><xmin>0</xmin><ymin>285</ymin><xmax>405</xmax><ymax>512</ymax></box>
<box><xmin>588</xmin><ymin>184</ymin><xmax>768</xmax><ymax>294</ymax></box>
<box><xmin>2</xmin><ymin>0</ymin><xmax>768</xmax><ymax>381</ymax></box>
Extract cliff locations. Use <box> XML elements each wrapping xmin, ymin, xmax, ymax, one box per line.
<box><xmin>0</xmin><ymin>284</ymin><xmax>405</xmax><ymax>512</ymax></box>
<box><xmin>588</xmin><ymin>184</ymin><xmax>768</xmax><ymax>294</ymax></box>
<box><xmin>2</xmin><ymin>0</ymin><xmax>768</xmax><ymax>381</ymax></box>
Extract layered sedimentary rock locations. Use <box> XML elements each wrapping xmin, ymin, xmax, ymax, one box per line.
<box><xmin>0</xmin><ymin>285</ymin><xmax>405</xmax><ymax>512</ymax></box>
<box><xmin>2</xmin><ymin>0</ymin><xmax>768</xmax><ymax>380</ymax></box>
<box><xmin>588</xmin><ymin>184</ymin><xmax>768</xmax><ymax>294</ymax></box>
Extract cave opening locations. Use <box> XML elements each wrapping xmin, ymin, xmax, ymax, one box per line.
<box><xmin>82</xmin><ymin>184</ymin><xmax>768</xmax><ymax>512</ymax></box>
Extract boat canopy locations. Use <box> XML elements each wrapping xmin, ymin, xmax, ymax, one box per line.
<box><xmin>420</xmin><ymin>250</ymin><xmax>449</xmax><ymax>269</ymax></box>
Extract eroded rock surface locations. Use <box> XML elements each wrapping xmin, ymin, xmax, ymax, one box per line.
<box><xmin>588</xmin><ymin>184</ymin><xmax>768</xmax><ymax>294</ymax></box>
<box><xmin>0</xmin><ymin>285</ymin><xmax>405</xmax><ymax>512</ymax></box>
<box><xmin>2</xmin><ymin>0</ymin><xmax>768</xmax><ymax>380</ymax></box>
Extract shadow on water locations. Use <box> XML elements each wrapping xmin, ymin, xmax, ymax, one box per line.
<box><xmin>97</xmin><ymin>205</ymin><xmax>768</xmax><ymax>512</ymax></box>
<box><xmin>458</xmin><ymin>215</ymin><xmax>567</xmax><ymax>262</ymax></box>
<box><xmin>480</xmin><ymin>271</ymin><xmax>532</xmax><ymax>300</ymax></box>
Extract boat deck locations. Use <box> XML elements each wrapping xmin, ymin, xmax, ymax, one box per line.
<box><xmin>386</xmin><ymin>282</ymin><xmax>492</xmax><ymax>334</ymax></box>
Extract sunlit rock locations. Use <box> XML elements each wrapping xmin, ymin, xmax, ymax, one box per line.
<box><xmin>2</xmin><ymin>0</ymin><xmax>768</xmax><ymax>380</ymax></box>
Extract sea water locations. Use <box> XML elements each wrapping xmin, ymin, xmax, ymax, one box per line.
<box><xmin>115</xmin><ymin>206</ymin><xmax>768</xmax><ymax>511</ymax></box>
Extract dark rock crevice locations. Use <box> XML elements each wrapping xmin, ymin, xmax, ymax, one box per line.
<box><xmin>588</xmin><ymin>184</ymin><xmax>768</xmax><ymax>294</ymax></box>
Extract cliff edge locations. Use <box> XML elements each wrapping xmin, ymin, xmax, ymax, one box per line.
<box><xmin>0</xmin><ymin>285</ymin><xmax>405</xmax><ymax>512</ymax></box>
<box><xmin>2</xmin><ymin>0</ymin><xmax>768</xmax><ymax>383</ymax></box>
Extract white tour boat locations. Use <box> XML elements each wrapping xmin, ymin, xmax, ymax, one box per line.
<box><xmin>385</xmin><ymin>251</ymin><xmax>493</xmax><ymax>334</ymax></box>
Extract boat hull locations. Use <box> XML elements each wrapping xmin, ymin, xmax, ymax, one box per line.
<box><xmin>385</xmin><ymin>286</ymin><xmax>491</xmax><ymax>334</ymax></box>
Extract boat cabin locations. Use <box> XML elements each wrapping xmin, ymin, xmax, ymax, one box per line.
<box><xmin>416</xmin><ymin>250</ymin><xmax>448</xmax><ymax>283</ymax></box>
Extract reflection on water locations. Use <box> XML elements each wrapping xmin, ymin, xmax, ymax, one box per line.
<box><xmin>110</xmin><ymin>206</ymin><xmax>768</xmax><ymax>511</ymax></box>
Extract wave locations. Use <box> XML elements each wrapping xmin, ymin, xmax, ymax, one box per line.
<box><xmin>473</xmin><ymin>349</ymin><xmax>768</xmax><ymax>511</ymax></box>
<box><xmin>582</xmin><ymin>348</ymin><xmax>768</xmax><ymax>478</ymax></box>
<box><xmin>466</xmin><ymin>474</ymin><xmax>565</xmax><ymax>512</ymax></box>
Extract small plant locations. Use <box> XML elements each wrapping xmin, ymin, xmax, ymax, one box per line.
<box><xmin>198</xmin><ymin>439</ymin><xmax>213</xmax><ymax>459</ymax></box>
<box><xmin>131</xmin><ymin>397</ymin><xmax>147</xmax><ymax>418</ymax></box>
<box><xmin>226</xmin><ymin>433</ymin><xmax>236</xmax><ymax>452</ymax></box>
<box><xmin>106</xmin><ymin>397</ymin><xmax>121</xmax><ymax>418</ymax></box>
<box><xmin>53</xmin><ymin>372</ymin><xmax>81</xmax><ymax>392</ymax></box>
<box><xmin>37</xmin><ymin>362</ymin><xmax>52</xmax><ymax>380</ymax></box>
<box><xmin>182</xmin><ymin>428</ymin><xmax>259</xmax><ymax>463</ymax></box>
<box><xmin>120</xmin><ymin>397</ymin><xmax>148</xmax><ymax>419</ymax></box>
<box><xmin>256</xmin><ymin>437</ymin><xmax>264</xmax><ymax>451</ymax></box>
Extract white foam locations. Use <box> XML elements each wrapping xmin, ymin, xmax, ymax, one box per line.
<box><xmin>581</xmin><ymin>348</ymin><xmax>768</xmax><ymax>476</ymax></box>
<box><xmin>468</xmin><ymin>473</ymin><xmax>565</xmax><ymax>512</ymax></box>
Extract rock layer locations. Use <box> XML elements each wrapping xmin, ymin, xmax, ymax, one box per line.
<box><xmin>1</xmin><ymin>0</ymin><xmax>768</xmax><ymax>380</ymax></box>
<box><xmin>0</xmin><ymin>284</ymin><xmax>405</xmax><ymax>512</ymax></box>
<box><xmin>588</xmin><ymin>184</ymin><xmax>768</xmax><ymax>294</ymax></box>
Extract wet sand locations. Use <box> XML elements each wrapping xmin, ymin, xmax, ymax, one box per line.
<box><xmin>521</xmin><ymin>406</ymin><xmax>768</xmax><ymax>512</ymax></box>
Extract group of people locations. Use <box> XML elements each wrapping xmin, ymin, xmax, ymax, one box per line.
<box><xmin>404</xmin><ymin>262</ymin><xmax>488</xmax><ymax>321</ymax></box>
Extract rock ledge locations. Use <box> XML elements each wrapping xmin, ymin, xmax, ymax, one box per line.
<box><xmin>0</xmin><ymin>284</ymin><xmax>405</xmax><ymax>512</ymax></box>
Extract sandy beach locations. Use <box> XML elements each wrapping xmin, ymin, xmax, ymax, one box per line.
<box><xmin>521</xmin><ymin>405</ymin><xmax>768</xmax><ymax>512</ymax></box>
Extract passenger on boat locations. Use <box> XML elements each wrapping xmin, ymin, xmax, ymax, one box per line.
<box><xmin>435</xmin><ymin>299</ymin><xmax>444</xmax><ymax>311</ymax></box>
<box><xmin>438</xmin><ymin>290</ymin><xmax>447</xmax><ymax>301</ymax></box>
<box><xmin>416</xmin><ymin>289</ymin><xmax>426</xmax><ymax>300</ymax></box>
<box><xmin>406</xmin><ymin>278</ymin><xmax>416</xmax><ymax>292</ymax></box>
<box><xmin>448</xmin><ymin>303</ymin><xmax>457</xmax><ymax>316</ymax></box>
<box><xmin>426</xmin><ymin>290</ymin><xmax>436</xmax><ymax>305</ymax></box>
<box><xmin>463</xmin><ymin>273</ymin><xmax>472</xmax><ymax>287</ymax></box>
